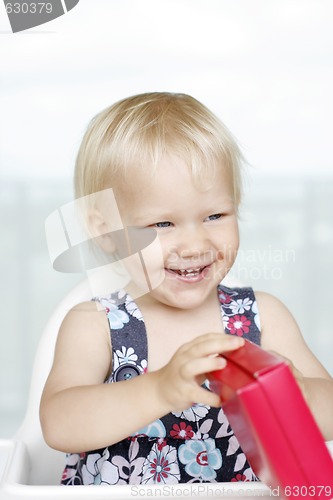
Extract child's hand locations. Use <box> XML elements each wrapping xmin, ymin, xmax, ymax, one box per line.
<box><xmin>154</xmin><ymin>332</ymin><xmax>245</xmax><ymax>412</ymax></box>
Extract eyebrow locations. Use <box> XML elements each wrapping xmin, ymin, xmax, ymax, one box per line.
<box><xmin>131</xmin><ymin>213</ymin><xmax>173</xmax><ymax>226</ymax></box>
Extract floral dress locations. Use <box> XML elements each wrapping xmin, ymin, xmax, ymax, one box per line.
<box><xmin>61</xmin><ymin>284</ymin><xmax>261</xmax><ymax>486</ymax></box>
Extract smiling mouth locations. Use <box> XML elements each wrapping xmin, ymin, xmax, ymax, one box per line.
<box><xmin>166</xmin><ymin>266</ymin><xmax>207</xmax><ymax>278</ymax></box>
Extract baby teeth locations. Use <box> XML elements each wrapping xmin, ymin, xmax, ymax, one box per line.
<box><xmin>179</xmin><ymin>268</ymin><xmax>201</xmax><ymax>275</ymax></box>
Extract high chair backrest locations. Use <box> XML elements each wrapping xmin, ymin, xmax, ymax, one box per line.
<box><xmin>14</xmin><ymin>279</ymin><xmax>93</xmax><ymax>485</ymax></box>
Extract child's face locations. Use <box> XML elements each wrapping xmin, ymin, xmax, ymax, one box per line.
<box><xmin>112</xmin><ymin>155</ymin><xmax>239</xmax><ymax>310</ymax></box>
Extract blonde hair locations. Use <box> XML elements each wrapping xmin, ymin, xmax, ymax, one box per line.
<box><xmin>74</xmin><ymin>92</ymin><xmax>244</xmax><ymax>207</ymax></box>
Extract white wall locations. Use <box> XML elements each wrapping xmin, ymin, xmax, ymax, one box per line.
<box><xmin>1</xmin><ymin>0</ymin><xmax>333</xmax><ymax>436</ymax></box>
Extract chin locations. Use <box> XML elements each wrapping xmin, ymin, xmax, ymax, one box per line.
<box><xmin>152</xmin><ymin>284</ymin><xmax>216</xmax><ymax>310</ymax></box>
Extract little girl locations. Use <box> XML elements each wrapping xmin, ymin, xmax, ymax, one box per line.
<box><xmin>40</xmin><ymin>92</ymin><xmax>333</xmax><ymax>486</ymax></box>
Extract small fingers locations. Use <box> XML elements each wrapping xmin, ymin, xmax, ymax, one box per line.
<box><xmin>182</xmin><ymin>332</ymin><xmax>244</xmax><ymax>360</ymax></box>
<box><xmin>180</xmin><ymin>354</ymin><xmax>227</xmax><ymax>380</ymax></box>
<box><xmin>192</xmin><ymin>385</ymin><xmax>222</xmax><ymax>408</ymax></box>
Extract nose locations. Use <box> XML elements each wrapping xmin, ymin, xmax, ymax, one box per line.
<box><xmin>173</xmin><ymin>224</ymin><xmax>210</xmax><ymax>261</ymax></box>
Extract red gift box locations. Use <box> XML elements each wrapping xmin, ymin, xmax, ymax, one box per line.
<box><xmin>208</xmin><ymin>340</ymin><xmax>333</xmax><ymax>499</ymax></box>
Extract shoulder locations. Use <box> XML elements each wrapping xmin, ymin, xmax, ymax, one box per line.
<box><xmin>56</xmin><ymin>299</ymin><xmax>112</xmax><ymax>357</ymax></box>
<box><xmin>42</xmin><ymin>300</ymin><xmax>113</xmax><ymax>397</ymax></box>
<box><xmin>254</xmin><ymin>290</ymin><xmax>301</xmax><ymax>349</ymax></box>
<box><xmin>254</xmin><ymin>291</ymin><xmax>331</xmax><ymax>378</ymax></box>
<box><xmin>55</xmin><ymin>300</ymin><xmax>112</xmax><ymax>378</ymax></box>
<box><xmin>59</xmin><ymin>300</ymin><xmax>110</xmax><ymax>340</ymax></box>
<box><xmin>254</xmin><ymin>290</ymin><xmax>292</xmax><ymax>321</ymax></box>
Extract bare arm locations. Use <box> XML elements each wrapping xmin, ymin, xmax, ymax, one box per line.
<box><xmin>39</xmin><ymin>301</ymin><xmax>170</xmax><ymax>453</ymax></box>
<box><xmin>256</xmin><ymin>291</ymin><xmax>333</xmax><ymax>440</ymax></box>
<box><xmin>40</xmin><ymin>301</ymin><xmax>244</xmax><ymax>453</ymax></box>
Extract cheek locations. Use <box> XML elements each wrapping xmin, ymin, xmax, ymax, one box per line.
<box><xmin>216</xmin><ymin>221</ymin><xmax>239</xmax><ymax>262</ymax></box>
<box><xmin>122</xmin><ymin>234</ymin><xmax>166</xmax><ymax>292</ymax></box>
<box><xmin>231</xmin><ymin>222</ymin><xmax>240</xmax><ymax>252</ymax></box>
<box><xmin>141</xmin><ymin>236</ymin><xmax>165</xmax><ymax>277</ymax></box>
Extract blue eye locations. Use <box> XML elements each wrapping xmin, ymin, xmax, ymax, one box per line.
<box><xmin>207</xmin><ymin>214</ymin><xmax>222</xmax><ymax>221</ymax></box>
<box><xmin>154</xmin><ymin>221</ymin><xmax>172</xmax><ymax>228</ymax></box>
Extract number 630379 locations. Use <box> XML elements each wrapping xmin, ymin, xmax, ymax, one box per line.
<box><xmin>5</xmin><ymin>3</ymin><xmax>53</xmax><ymax>14</ymax></box>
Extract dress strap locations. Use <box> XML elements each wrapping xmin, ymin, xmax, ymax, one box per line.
<box><xmin>94</xmin><ymin>292</ymin><xmax>148</xmax><ymax>383</ymax></box>
<box><xmin>218</xmin><ymin>284</ymin><xmax>261</xmax><ymax>345</ymax></box>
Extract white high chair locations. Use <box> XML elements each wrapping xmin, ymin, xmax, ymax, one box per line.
<box><xmin>0</xmin><ymin>279</ymin><xmax>332</xmax><ymax>499</ymax></box>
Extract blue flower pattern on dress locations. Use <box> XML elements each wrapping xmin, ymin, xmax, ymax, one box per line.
<box><xmin>61</xmin><ymin>284</ymin><xmax>260</xmax><ymax>485</ymax></box>
<box><xmin>134</xmin><ymin>419</ymin><xmax>167</xmax><ymax>439</ymax></box>
<box><xmin>100</xmin><ymin>300</ymin><xmax>130</xmax><ymax>330</ymax></box>
<box><xmin>178</xmin><ymin>439</ymin><xmax>222</xmax><ymax>480</ymax></box>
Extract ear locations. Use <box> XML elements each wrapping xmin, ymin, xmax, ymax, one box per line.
<box><xmin>87</xmin><ymin>208</ymin><xmax>117</xmax><ymax>254</ymax></box>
